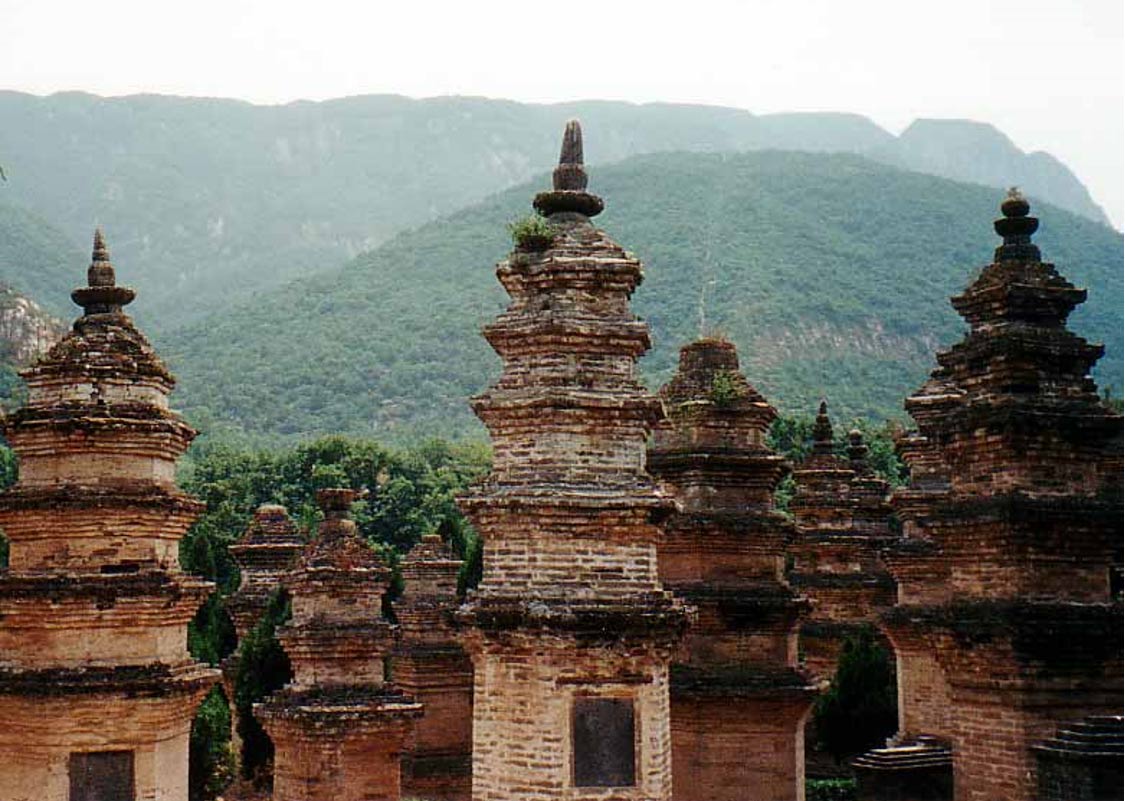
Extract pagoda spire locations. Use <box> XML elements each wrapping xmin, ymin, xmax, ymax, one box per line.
<box><xmin>994</xmin><ymin>186</ymin><xmax>1040</xmax><ymax>263</ymax></box>
<box><xmin>72</xmin><ymin>227</ymin><xmax>136</xmax><ymax>315</ymax></box>
<box><xmin>812</xmin><ymin>399</ymin><xmax>834</xmax><ymax>455</ymax></box>
<box><xmin>533</xmin><ymin>119</ymin><xmax>605</xmax><ymax>217</ymax></box>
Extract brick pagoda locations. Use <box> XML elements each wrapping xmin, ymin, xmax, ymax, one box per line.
<box><xmin>854</xmin><ymin>192</ymin><xmax>1123</xmax><ymax>801</ymax></box>
<box><xmin>787</xmin><ymin>402</ymin><xmax>895</xmax><ymax>681</ymax></box>
<box><xmin>256</xmin><ymin>488</ymin><xmax>421</xmax><ymax>801</ymax></box>
<box><xmin>0</xmin><ymin>231</ymin><xmax>217</xmax><ymax>801</ymax></box>
<box><xmin>647</xmin><ymin>339</ymin><xmax>816</xmax><ymax>801</ymax></box>
<box><xmin>457</xmin><ymin>120</ymin><xmax>689</xmax><ymax>801</ymax></box>
<box><xmin>227</xmin><ymin>504</ymin><xmax>304</xmax><ymax>641</ymax></box>
<box><xmin>394</xmin><ymin>532</ymin><xmax>473</xmax><ymax>801</ymax></box>
<box><xmin>220</xmin><ymin>503</ymin><xmax>305</xmax><ymax>775</ymax></box>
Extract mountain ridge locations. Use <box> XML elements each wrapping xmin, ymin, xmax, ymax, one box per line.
<box><xmin>160</xmin><ymin>150</ymin><xmax>1123</xmax><ymax>444</ymax></box>
<box><xmin>0</xmin><ymin>91</ymin><xmax>1110</xmax><ymax>335</ymax></box>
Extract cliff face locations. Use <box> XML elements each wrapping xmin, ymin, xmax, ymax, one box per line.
<box><xmin>0</xmin><ymin>284</ymin><xmax>65</xmax><ymax>366</ymax></box>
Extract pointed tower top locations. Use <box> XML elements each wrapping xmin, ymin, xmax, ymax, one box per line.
<box><xmin>994</xmin><ymin>187</ymin><xmax>1040</xmax><ymax>263</ymax></box>
<box><xmin>533</xmin><ymin>119</ymin><xmax>605</xmax><ymax>218</ymax></box>
<box><xmin>71</xmin><ymin>228</ymin><xmax>136</xmax><ymax>315</ymax></box>
<box><xmin>812</xmin><ymin>400</ymin><xmax>834</xmax><ymax>455</ymax></box>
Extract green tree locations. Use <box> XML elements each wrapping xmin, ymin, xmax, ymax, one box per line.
<box><xmin>812</xmin><ymin>626</ymin><xmax>898</xmax><ymax>762</ymax></box>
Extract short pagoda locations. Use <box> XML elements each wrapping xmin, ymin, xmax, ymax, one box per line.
<box><xmin>647</xmin><ymin>339</ymin><xmax>816</xmax><ymax>801</ymax></box>
<box><xmin>0</xmin><ymin>231</ymin><xmax>217</xmax><ymax>801</ymax></box>
<box><xmin>456</xmin><ymin>120</ymin><xmax>689</xmax><ymax>800</ymax></box>
<box><xmin>787</xmin><ymin>402</ymin><xmax>895</xmax><ymax>681</ymax></box>
<box><xmin>256</xmin><ymin>488</ymin><xmax>421</xmax><ymax>801</ymax></box>
<box><xmin>854</xmin><ymin>192</ymin><xmax>1123</xmax><ymax>801</ymax></box>
<box><xmin>227</xmin><ymin>503</ymin><xmax>304</xmax><ymax>641</ymax></box>
<box><xmin>220</xmin><ymin>503</ymin><xmax>304</xmax><ymax>776</ymax></box>
<box><xmin>393</xmin><ymin>531</ymin><xmax>473</xmax><ymax>801</ymax></box>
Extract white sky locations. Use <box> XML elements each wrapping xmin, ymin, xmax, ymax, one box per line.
<box><xmin>2</xmin><ymin>0</ymin><xmax>1123</xmax><ymax>228</ymax></box>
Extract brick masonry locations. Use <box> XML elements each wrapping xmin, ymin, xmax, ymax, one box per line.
<box><xmin>0</xmin><ymin>231</ymin><xmax>217</xmax><ymax>801</ymax></box>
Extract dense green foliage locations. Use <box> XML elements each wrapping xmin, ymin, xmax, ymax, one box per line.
<box><xmin>0</xmin><ymin>92</ymin><xmax>1106</xmax><ymax>332</ymax></box>
<box><xmin>0</xmin><ymin>202</ymin><xmax>82</xmax><ymax>318</ymax></box>
<box><xmin>232</xmin><ymin>589</ymin><xmax>292</xmax><ymax>788</ymax></box>
<box><xmin>176</xmin><ymin>435</ymin><xmax>488</xmax><ymax>796</ymax></box>
<box><xmin>166</xmin><ymin>151</ymin><xmax>1123</xmax><ymax>442</ymax></box>
<box><xmin>189</xmin><ymin>687</ymin><xmax>235</xmax><ymax>801</ymax></box>
<box><xmin>813</xmin><ymin>627</ymin><xmax>899</xmax><ymax>763</ymax></box>
<box><xmin>806</xmin><ymin>778</ymin><xmax>858</xmax><ymax>801</ymax></box>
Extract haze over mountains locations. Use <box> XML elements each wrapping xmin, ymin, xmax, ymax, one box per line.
<box><xmin>0</xmin><ymin>92</ymin><xmax>1119</xmax><ymax>442</ymax></box>
<box><xmin>0</xmin><ymin>91</ymin><xmax>1112</xmax><ymax>333</ymax></box>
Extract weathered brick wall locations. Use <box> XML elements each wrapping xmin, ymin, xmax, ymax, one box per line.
<box><xmin>465</xmin><ymin>630</ymin><xmax>673</xmax><ymax>801</ymax></box>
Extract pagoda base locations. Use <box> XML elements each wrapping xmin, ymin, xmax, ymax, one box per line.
<box><xmin>1033</xmin><ymin>715</ymin><xmax>1123</xmax><ymax>801</ymax></box>
<box><xmin>669</xmin><ymin>675</ymin><xmax>816</xmax><ymax>801</ymax></box>
<box><xmin>0</xmin><ymin>663</ymin><xmax>216</xmax><ymax>801</ymax></box>
<box><xmin>256</xmin><ymin>688</ymin><xmax>422</xmax><ymax>801</ymax></box>
<box><xmin>852</xmin><ymin>736</ymin><xmax>953</xmax><ymax>801</ymax></box>
<box><xmin>462</xmin><ymin>625</ymin><xmax>678</xmax><ymax>801</ymax></box>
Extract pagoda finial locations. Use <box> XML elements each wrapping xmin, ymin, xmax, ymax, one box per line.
<box><xmin>994</xmin><ymin>187</ymin><xmax>1040</xmax><ymax>263</ymax></box>
<box><xmin>554</xmin><ymin>119</ymin><xmax>587</xmax><ymax>191</ymax></box>
<box><xmin>812</xmin><ymin>400</ymin><xmax>834</xmax><ymax>455</ymax></box>
<box><xmin>71</xmin><ymin>228</ymin><xmax>136</xmax><ymax>315</ymax></box>
<box><xmin>533</xmin><ymin>120</ymin><xmax>604</xmax><ymax>218</ymax></box>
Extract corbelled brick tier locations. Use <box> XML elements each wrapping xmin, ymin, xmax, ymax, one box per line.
<box><xmin>457</xmin><ymin>121</ymin><xmax>688</xmax><ymax>801</ymax></box>
<box><xmin>648</xmin><ymin>339</ymin><xmax>816</xmax><ymax>801</ymax></box>
<box><xmin>394</xmin><ymin>533</ymin><xmax>473</xmax><ymax>801</ymax></box>
<box><xmin>256</xmin><ymin>488</ymin><xmax>421</xmax><ymax>801</ymax></box>
<box><xmin>0</xmin><ymin>230</ymin><xmax>217</xmax><ymax>801</ymax></box>
<box><xmin>787</xmin><ymin>402</ymin><xmax>895</xmax><ymax>681</ymax></box>
<box><xmin>1032</xmin><ymin>714</ymin><xmax>1123</xmax><ymax>801</ymax></box>
<box><xmin>855</xmin><ymin>193</ymin><xmax>1123</xmax><ymax>801</ymax></box>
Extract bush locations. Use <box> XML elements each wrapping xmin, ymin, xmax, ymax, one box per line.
<box><xmin>507</xmin><ymin>214</ymin><xmax>555</xmax><ymax>250</ymax></box>
<box><xmin>807</xmin><ymin>777</ymin><xmax>858</xmax><ymax>801</ymax></box>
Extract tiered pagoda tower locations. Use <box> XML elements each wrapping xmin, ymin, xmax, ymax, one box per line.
<box><xmin>647</xmin><ymin>339</ymin><xmax>816</xmax><ymax>801</ymax></box>
<box><xmin>787</xmin><ymin>402</ymin><xmax>895</xmax><ymax>681</ymax></box>
<box><xmin>854</xmin><ymin>192</ymin><xmax>1123</xmax><ymax>801</ymax></box>
<box><xmin>256</xmin><ymin>488</ymin><xmax>421</xmax><ymax>801</ymax></box>
<box><xmin>394</xmin><ymin>532</ymin><xmax>473</xmax><ymax>801</ymax></box>
<box><xmin>457</xmin><ymin>121</ymin><xmax>688</xmax><ymax>801</ymax></box>
<box><xmin>220</xmin><ymin>503</ymin><xmax>304</xmax><ymax>775</ymax></box>
<box><xmin>0</xmin><ymin>231</ymin><xmax>217</xmax><ymax>801</ymax></box>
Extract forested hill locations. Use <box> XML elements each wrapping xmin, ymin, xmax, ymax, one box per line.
<box><xmin>0</xmin><ymin>91</ymin><xmax>1110</xmax><ymax>332</ymax></box>
<box><xmin>165</xmin><ymin>151</ymin><xmax>1124</xmax><ymax>443</ymax></box>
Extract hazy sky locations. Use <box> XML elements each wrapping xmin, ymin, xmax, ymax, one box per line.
<box><xmin>3</xmin><ymin>0</ymin><xmax>1123</xmax><ymax>228</ymax></box>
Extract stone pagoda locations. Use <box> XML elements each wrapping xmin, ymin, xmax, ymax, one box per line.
<box><xmin>854</xmin><ymin>192</ymin><xmax>1123</xmax><ymax>801</ymax></box>
<box><xmin>456</xmin><ymin>120</ymin><xmax>689</xmax><ymax>801</ymax></box>
<box><xmin>0</xmin><ymin>230</ymin><xmax>217</xmax><ymax>801</ymax></box>
<box><xmin>256</xmin><ymin>488</ymin><xmax>421</xmax><ymax>801</ymax></box>
<box><xmin>394</xmin><ymin>531</ymin><xmax>473</xmax><ymax>801</ymax></box>
<box><xmin>647</xmin><ymin>339</ymin><xmax>816</xmax><ymax>801</ymax></box>
<box><xmin>220</xmin><ymin>503</ymin><xmax>305</xmax><ymax>774</ymax></box>
<box><xmin>787</xmin><ymin>401</ymin><xmax>895</xmax><ymax>681</ymax></box>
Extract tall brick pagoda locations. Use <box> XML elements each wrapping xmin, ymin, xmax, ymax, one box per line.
<box><xmin>854</xmin><ymin>192</ymin><xmax>1123</xmax><ymax>801</ymax></box>
<box><xmin>787</xmin><ymin>402</ymin><xmax>895</xmax><ymax>681</ymax></box>
<box><xmin>647</xmin><ymin>339</ymin><xmax>816</xmax><ymax>801</ymax></box>
<box><xmin>256</xmin><ymin>488</ymin><xmax>421</xmax><ymax>801</ymax></box>
<box><xmin>457</xmin><ymin>120</ymin><xmax>689</xmax><ymax>800</ymax></box>
<box><xmin>0</xmin><ymin>230</ymin><xmax>217</xmax><ymax>801</ymax></box>
<box><xmin>394</xmin><ymin>532</ymin><xmax>473</xmax><ymax>801</ymax></box>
